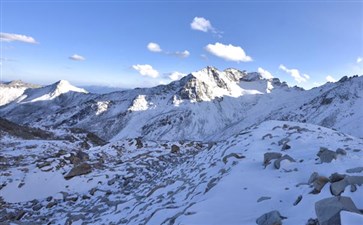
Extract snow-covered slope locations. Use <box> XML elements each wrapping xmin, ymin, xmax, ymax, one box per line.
<box><xmin>0</xmin><ymin>69</ymin><xmax>362</xmax><ymax>141</ymax></box>
<box><xmin>1</xmin><ymin>121</ymin><xmax>362</xmax><ymax>224</ymax></box>
<box><xmin>0</xmin><ymin>80</ymin><xmax>40</xmax><ymax>106</ymax></box>
<box><xmin>1</xmin><ymin>68</ymin><xmax>363</xmax><ymax>224</ymax></box>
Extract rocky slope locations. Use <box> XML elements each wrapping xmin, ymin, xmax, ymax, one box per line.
<box><xmin>1</xmin><ymin>121</ymin><xmax>362</xmax><ymax>224</ymax></box>
<box><xmin>0</xmin><ymin>67</ymin><xmax>363</xmax><ymax>224</ymax></box>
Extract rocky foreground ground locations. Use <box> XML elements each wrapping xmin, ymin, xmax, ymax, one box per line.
<box><xmin>1</xmin><ymin>120</ymin><xmax>363</xmax><ymax>224</ymax></box>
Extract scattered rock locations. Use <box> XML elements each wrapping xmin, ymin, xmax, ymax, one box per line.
<box><xmin>64</xmin><ymin>163</ymin><xmax>92</xmax><ymax>180</ymax></box>
<box><xmin>256</xmin><ymin>210</ymin><xmax>286</xmax><ymax>225</ymax></box>
<box><xmin>281</xmin><ymin>143</ymin><xmax>291</xmax><ymax>151</ymax></box>
<box><xmin>350</xmin><ymin>184</ymin><xmax>357</xmax><ymax>192</ymax></box>
<box><xmin>336</xmin><ymin>148</ymin><xmax>347</xmax><ymax>156</ymax></box>
<box><xmin>311</xmin><ymin>176</ymin><xmax>329</xmax><ymax>194</ymax></box>
<box><xmin>317</xmin><ymin>147</ymin><xmax>337</xmax><ymax>163</ymax></box>
<box><xmin>346</xmin><ymin>167</ymin><xmax>363</xmax><ymax>174</ymax></box>
<box><xmin>315</xmin><ymin>196</ymin><xmax>361</xmax><ymax>225</ymax></box>
<box><xmin>263</xmin><ymin>152</ymin><xmax>282</xmax><ymax>167</ymax></box>
<box><xmin>32</xmin><ymin>204</ymin><xmax>42</xmax><ymax>211</ymax></box>
<box><xmin>329</xmin><ymin>173</ymin><xmax>346</xmax><ymax>183</ymax></box>
<box><xmin>293</xmin><ymin>195</ymin><xmax>302</xmax><ymax>206</ymax></box>
<box><xmin>15</xmin><ymin>210</ymin><xmax>26</xmax><ymax>220</ymax></box>
<box><xmin>171</xmin><ymin>144</ymin><xmax>180</xmax><ymax>154</ymax></box>
<box><xmin>278</xmin><ymin>137</ymin><xmax>290</xmax><ymax>146</ymax></box>
<box><xmin>274</xmin><ymin>154</ymin><xmax>296</xmax><ymax>169</ymax></box>
<box><xmin>330</xmin><ymin>175</ymin><xmax>363</xmax><ymax>196</ymax></box>
<box><xmin>308</xmin><ymin>172</ymin><xmax>319</xmax><ymax>184</ymax></box>
<box><xmin>257</xmin><ymin>196</ymin><xmax>271</xmax><ymax>203</ymax></box>
<box><xmin>46</xmin><ymin>201</ymin><xmax>57</xmax><ymax>209</ymax></box>
<box><xmin>306</xmin><ymin>218</ymin><xmax>319</xmax><ymax>225</ymax></box>
<box><xmin>222</xmin><ymin>153</ymin><xmax>245</xmax><ymax>164</ymax></box>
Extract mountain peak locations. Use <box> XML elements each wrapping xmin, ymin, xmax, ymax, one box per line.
<box><xmin>51</xmin><ymin>80</ymin><xmax>88</xmax><ymax>95</ymax></box>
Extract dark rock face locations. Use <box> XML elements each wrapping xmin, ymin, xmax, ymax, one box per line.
<box><xmin>64</xmin><ymin>163</ymin><xmax>92</xmax><ymax>180</ymax></box>
<box><xmin>315</xmin><ymin>196</ymin><xmax>361</xmax><ymax>225</ymax></box>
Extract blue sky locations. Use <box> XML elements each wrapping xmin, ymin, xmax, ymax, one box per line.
<box><xmin>1</xmin><ymin>0</ymin><xmax>362</xmax><ymax>89</ymax></box>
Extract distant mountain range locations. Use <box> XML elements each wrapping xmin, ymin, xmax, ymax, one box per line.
<box><xmin>1</xmin><ymin>67</ymin><xmax>362</xmax><ymax>225</ymax></box>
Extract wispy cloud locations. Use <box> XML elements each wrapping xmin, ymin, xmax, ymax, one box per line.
<box><xmin>147</xmin><ymin>42</ymin><xmax>162</xmax><ymax>52</ymax></box>
<box><xmin>0</xmin><ymin>32</ymin><xmax>38</xmax><ymax>44</ymax></box>
<box><xmin>257</xmin><ymin>67</ymin><xmax>274</xmax><ymax>79</ymax></box>
<box><xmin>132</xmin><ymin>64</ymin><xmax>159</xmax><ymax>78</ymax></box>
<box><xmin>326</xmin><ymin>75</ymin><xmax>336</xmax><ymax>82</ymax></box>
<box><xmin>172</xmin><ymin>50</ymin><xmax>190</xmax><ymax>58</ymax></box>
<box><xmin>69</xmin><ymin>54</ymin><xmax>85</xmax><ymax>61</ymax></box>
<box><xmin>205</xmin><ymin>42</ymin><xmax>252</xmax><ymax>62</ymax></box>
<box><xmin>357</xmin><ymin>57</ymin><xmax>362</xmax><ymax>64</ymax></box>
<box><xmin>279</xmin><ymin>64</ymin><xmax>310</xmax><ymax>83</ymax></box>
<box><xmin>147</xmin><ymin>42</ymin><xmax>190</xmax><ymax>58</ymax></box>
<box><xmin>190</xmin><ymin>17</ymin><xmax>222</xmax><ymax>37</ymax></box>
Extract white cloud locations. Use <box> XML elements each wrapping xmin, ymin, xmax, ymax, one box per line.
<box><xmin>257</xmin><ymin>67</ymin><xmax>274</xmax><ymax>79</ymax></box>
<box><xmin>147</xmin><ymin>42</ymin><xmax>162</xmax><ymax>52</ymax></box>
<box><xmin>173</xmin><ymin>50</ymin><xmax>190</xmax><ymax>58</ymax></box>
<box><xmin>326</xmin><ymin>75</ymin><xmax>336</xmax><ymax>82</ymax></box>
<box><xmin>205</xmin><ymin>42</ymin><xmax>252</xmax><ymax>62</ymax></box>
<box><xmin>168</xmin><ymin>71</ymin><xmax>187</xmax><ymax>81</ymax></box>
<box><xmin>147</xmin><ymin>42</ymin><xmax>190</xmax><ymax>58</ymax></box>
<box><xmin>279</xmin><ymin>64</ymin><xmax>310</xmax><ymax>83</ymax></box>
<box><xmin>132</xmin><ymin>64</ymin><xmax>159</xmax><ymax>78</ymax></box>
<box><xmin>191</xmin><ymin>17</ymin><xmax>214</xmax><ymax>32</ymax></box>
<box><xmin>357</xmin><ymin>57</ymin><xmax>362</xmax><ymax>64</ymax></box>
<box><xmin>0</xmin><ymin>32</ymin><xmax>38</xmax><ymax>44</ymax></box>
<box><xmin>69</xmin><ymin>54</ymin><xmax>85</xmax><ymax>61</ymax></box>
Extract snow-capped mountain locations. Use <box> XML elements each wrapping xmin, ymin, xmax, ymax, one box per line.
<box><xmin>0</xmin><ymin>80</ymin><xmax>41</xmax><ymax>106</ymax></box>
<box><xmin>1</xmin><ymin>67</ymin><xmax>363</xmax><ymax>224</ymax></box>
<box><xmin>0</xmin><ymin>67</ymin><xmax>361</xmax><ymax>140</ymax></box>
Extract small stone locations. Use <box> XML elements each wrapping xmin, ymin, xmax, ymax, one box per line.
<box><xmin>46</xmin><ymin>196</ymin><xmax>53</xmax><ymax>202</ymax></box>
<box><xmin>281</xmin><ymin>143</ymin><xmax>291</xmax><ymax>151</ymax></box>
<box><xmin>336</xmin><ymin>148</ymin><xmax>347</xmax><ymax>155</ymax></box>
<box><xmin>257</xmin><ymin>196</ymin><xmax>271</xmax><ymax>203</ymax></box>
<box><xmin>46</xmin><ymin>201</ymin><xmax>57</xmax><ymax>209</ymax></box>
<box><xmin>171</xmin><ymin>144</ymin><xmax>180</xmax><ymax>154</ymax></box>
<box><xmin>32</xmin><ymin>204</ymin><xmax>42</xmax><ymax>211</ymax></box>
<box><xmin>350</xmin><ymin>184</ymin><xmax>357</xmax><ymax>192</ymax></box>
<box><xmin>293</xmin><ymin>195</ymin><xmax>302</xmax><ymax>206</ymax></box>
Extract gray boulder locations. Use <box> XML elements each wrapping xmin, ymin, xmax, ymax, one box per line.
<box><xmin>256</xmin><ymin>210</ymin><xmax>285</xmax><ymax>225</ymax></box>
<box><xmin>315</xmin><ymin>196</ymin><xmax>361</xmax><ymax>225</ymax></box>
<box><xmin>317</xmin><ymin>147</ymin><xmax>337</xmax><ymax>163</ymax></box>
<box><xmin>274</xmin><ymin>154</ymin><xmax>296</xmax><ymax>169</ymax></box>
<box><xmin>64</xmin><ymin>163</ymin><xmax>92</xmax><ymax>180</ymax></box>
<box><xmin>330</xmin><ymin>175</ymin><xmax>363</xmax><ymax>196</ymax></box>
<box><xmin>263</xmin><ymin>152</ymin><xmax>282</xmax><ymax>167</ymax></box>
<box><xmin>311</xmin><ymin>176</ymin><xmax>330</xmax><ymax>194</ymax></box>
